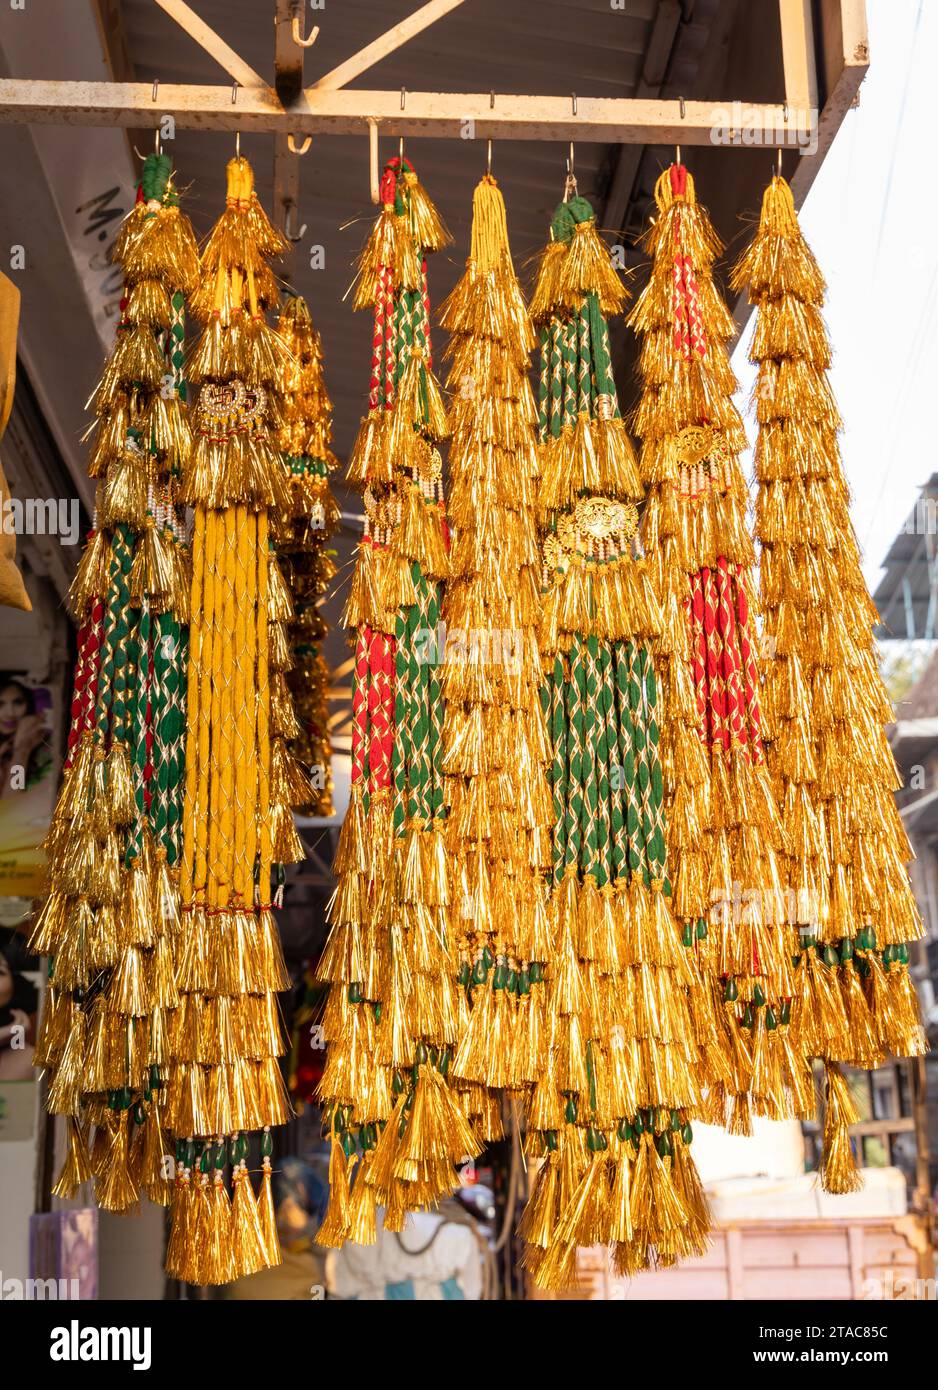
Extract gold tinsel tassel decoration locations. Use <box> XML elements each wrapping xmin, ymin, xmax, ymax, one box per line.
<box><xmin>169</xmin><ymin>155</ymin><xmax>297</xmax><ymax>1281</ymax></box>
<box><xmin>732</xmin><ymin>173</ymin><xmax>928</xmax><ymax>1162</ymax></box>
<box><xmin>629</xmin><ymin>162</ymin><xmax>792</xmax><ymax>1126</ymax></box>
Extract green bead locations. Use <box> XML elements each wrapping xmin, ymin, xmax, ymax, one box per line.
<box><xmin>780</xmin><ymin>999</ymin><xmax>792</xmax><ymax>1026</ymax></box>
<box><xmin>348</xmin><ymin>982</ymin><xmax>363</xmax><ymax>1005</ymax></box>
<box><xmin>472</xmin><ymin>959</ymin><xmax>487</xmax><ymax>986</ymax></box>
<box><xmin>529</xmin><ymin>962</ymin><xmax>544</xmax><ymax>985</ymax></box>
<box><xmin>457</xmin><ymin>961</ymin><xmax>470</xmax><ymax>987</ymax></box>
<box><xmin>682</xmin><ymin>923</ymin><xmax>694</xmax><ymax>948</ymax></box>
<box><xmin>656</xmin><ymin>1133</ymin><xmax>672</xmax><ymax>1158</ymax></box>
<box><xmin>438</xmin><ymin>1048</ymin><xmax>452</xmax><ymax>1077</ymax></box>
<box><xmin>392</xmin><ymin>1070</ymin><xmax>404</xmax><ymax>1095</ymax></box>
<box><xmin>632</xmin><ymin>1112</ymin><xmax>644</xmax><ymax>1135</ymax></box>
<box><xmin>752</xmin><ymin>983</ymin><xmax>765</xmax><ymax>1008</ymax></box>
<box><xmin>261</xmin><ymin>1130</ymin><xmax>273</xmax><ymax>1158</ymax></box>
<box><xmin>415</xmin><ymin>1041</ymin><xmax>429</xmax><ymax>1065</ymax></box>
<box><xmin>724</xmin><ymin>977</ymin><xmax>738</xmax><ymax>1003</ymax></box>
<box><xmin>518</xmin><ymin>968</ymin><xmax>531</xmax><ymax>996</ymax></box>
<box><xmin>742</xmin><ymin>1004</ymin><xmax>754</xmax><ymax>1029</ymax></box>
<box><xmin>617</xmin><ymin>1118</ymin><xmax>631</xmax><ymax>1143</ymax></box>
<box><xmin>544</xmin><ymin>1130</ymin><xmax>559</xmax><ymax>1153</ymax></box>
<box><xmin>564</xmin><ymin>1096</ymin><xmax>578</xmax><ymax>1125</ymax></box>
<box><xmin>134</xmin><ymin>1103</ymin><xmax>145</xmax><ymax>1126</ymax></box>
<box><xmin>823</xmin><ymin>945</ymin><xmax>839</xmax><ymax>969</ymax></box>
<box><xmin>342</xmin><ymin>1131</ymin><xmax>355</xmax><ymax>1158</ymax></box>
<box><xmin>765</xmin><ymin>1006</ymin><xmax>778</xmax><ymax>1032</ymax></box>
<box><xmin>481</xmin><ymin>945</ymin><xmax>494</xmax><ymax>971</ymax></box>
<box><xmin>681</xmin><ymin>1123</ymin><xmax>693</xmax><ymax>1145</ymax></box>
<box><xmin>670</xmin><ymin>1109</ymin><xmax>680</xmax><ymax>1132</ymax></box>
<box><xmin>506</xmin><ymin>969</ymin><xmax>518</xmax><ymax>994</ymax></box>
<box><xmin>695</xmin><ymin>917</ymin><xmax>707</xmax><ymax>940</ymax></box>
<box><xmin>373</xmin><ymin>1001</ymin><xmax>382</xmax><ymax>1024</ymax></box>
<box><xmin>492</xmin><ymin>962</ymin><xmax>508</xmax><ymax>991</ymax></box>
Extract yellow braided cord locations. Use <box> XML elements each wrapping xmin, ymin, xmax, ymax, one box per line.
<box><xmin>217</xmin><ymin>508</ymin><xmax>237</xmax><ymax>907</ymax></box>
<box><xmin>243</xmin><ymin>510</ymin><xmax>259</xmax><ymax>898</ymax></box>
<box><xmin>204</xmin><ymin>509</ymin><xmax>221</xmax><ymax>907</ymax></box>
<box><xmin>233</xmin><ymin>504</ymin><xmax>250</xmax><ymax>904</ymax></box>
<box><xmin>256</xmin><ymin>510</ymin><xmax>272</xmax><ymax>896</ymax></box>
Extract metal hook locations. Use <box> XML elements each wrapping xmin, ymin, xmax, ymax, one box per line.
<box><xmin>564</xmin><ymin>142</ymin><xmax>577</xmax><ymax>200</ymax></box>
<box><xmin>776</xmin><ymin>147</ymin><xmax>784</xmax><ymax>177</ymax></box>
<box><xmin>287</xmin><ymin>133</ymin><xmax>312</xmax><ymax>155</ymax></box>
<box><xmin>292</xmin><ymin>8</ymin><xmax>319</xmax><ymax>48</ymax></box>
<box><xmin>490</xmin><ymin>90</ymin><xmax>495</xmax><ymax>109</ymax></box>
<box><xmin>679</xmin><ymin>94</ymin><xmax>686</xmax><ymax>119</ymax></box>
<box><xmin>133</xmin><ymin>126</ymin><xmax>163</xmax><ymax>162</ymax></box>
<box><xmin>486</xmin><ymin>139</ymin><xmax>492</xmax><ymax>174</ymax></box>
<box><xmin>676</xmin><ymin>145</ymin><xmax>681</xmax><ymax>165</ymax></box>
<box><xmin>399</xmin><ymin>136</ymin><xmax>405</xmax><ymax>160</ymax></box>
<box><xmin>232</xmin><ymin>80</ymin><xmax>239</xmax><ymax>104</ymax></box>
<box><xmin>783</xmin><ymin>101</ymin><xmax>790</xmax><ymax>123</ymax></box>
<box><xmin>400</xmin><ymin>86</ymin><xmax>407</xmax><ymax>110</ymax></box>
<box><xmin>235</xmin><ymin>130</ymin><xmax>241</xmax><ymax>158</ymax></box>
<box><xmin>151</xmin><ymin>78</ymin><xmax>160</xmax><ymax>102</ymax></box>
<box><xmin>283</xmin><ymin>200</ymin><xmax>307</xmax><ymax>242</ymax></box>
<box><xmin>571</xmin><ymin>92</ymin><xmax>577</xmax><ymax>117</ymax></box>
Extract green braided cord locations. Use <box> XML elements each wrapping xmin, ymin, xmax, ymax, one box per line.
<box><xmin>547</xmin><ymin>658</ymin><xmax>567</xmax><ymax>889</ymax></box>
<box><xmin>413</xmin><ymin>279</ymin><xmax>431</xmax><ymax>429</ymax></box>
<box><xmin>537</xmin><ymin>325</ymin><xmax>550</xmax><ymax>441</ymax></box>
<box><xmin>167</xmin><ymin>290</ymin><xmax>188</xmax><ymax>422</ymax></box>
<box><xmin>613</xmin><ymin>642</ymin><xmax>640</xmax><ymax>878</ymax></box>
<box><xmin>578</xmin><ymin>634</ymin><xmax>602</xmax><ymax>885</ymax></box>
<box><xmin>562</xmin><ymin>319</ymin><xmax>578</xmax><ymax>431</ymax></box>
<box><xmin>98</xmin><ymin>524</ymin><xmax>137</xmax><ymax>751</ymax></box>
<box><xmin>563</xmin><ymin>634</ymin><xmax>585</xmax><ymax>879</ymax></box>
<box><xmin>95</xmin><ymin>532</ymin><xmax>127</xmax><ymax>747</ymax></box>
<box><xmin>604</xmin><ymin>640</ymin><xmax>628</xmax><ymax>883</ymax></box>
<box><xmin>125</xmin><ymin>597</ymin><xmax>149</xmax><ymax>866</ymax></box>
<box><xmin>576</xmin><ymin>303</ymin><xmax>592</xmax><ymax>418</ymax></box>
<box><xmin>548</xmin><ymin>318</ymin><xmax>564</xmax><ymax>441</ymax></box>
<box><xmin>391</xmin><ymin>606</ymin><xmax>411</xmax><ymax>839</ymax></box>
<box><xmin>395</xmin><ymin>290</ymin><xmax>418</xmax><ymax>395</ymax></box>
<box><xmin>587</xmin><ymin>291</ymin><xmax>617</xmax><ymax>407</ymax></box>
<box><xmin>425</xmin><ymin>578</ymin><xmax>445</xmax><ymax>821</ymax></box>
<box><xmin>111</xmin><ymin>526</ymin><xmax>139</xmax><ymax>753</ymax></box>
<box><xmin>594</xmin><ymin>637</ymin><xmax>614</xmax><ymax>887</ymax></box>
<box><xmin>406</xmin><ymin>569</ymin><xmax>431</xmax><ymax>824</ymax></box>
<box><xmin>641</xmin><ymin>643</ymin><xmax>668</xmax><ymax>884</ymax></box>
<box><xmin>149</xmin><ymin>609</ymin><xmax>174</xmax><ymax>858</ymax></box>
<box><xmin>628</xmin><ymin>641</ymin><xmax>654</xmax><ymax>886</ymax></box>
<box><xmin>166</xmin><ymin>620</ymin><xmax>187</xmax><ymax>865</ymax></box>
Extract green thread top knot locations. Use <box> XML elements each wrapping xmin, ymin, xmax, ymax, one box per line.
<box><xmin>550</xmin><ymin>194</ymin><xmax>595</xmax><ymax>244</ymax></box>
<box><xmin>140</xmin><ymin>152</ymin><xmax>172</xmax><ymax>204</ymax></box>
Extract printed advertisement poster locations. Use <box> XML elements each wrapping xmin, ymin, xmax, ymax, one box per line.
<box><xmin>0</xmin><ymin>672</ymin><xmax>55</xmax><ymax>899</ymax></box>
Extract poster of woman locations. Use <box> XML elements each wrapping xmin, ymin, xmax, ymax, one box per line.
<box><xmin>0</xmin><ymin>671</ymin><xmax>55</xmax><ymax>898</ymax></box>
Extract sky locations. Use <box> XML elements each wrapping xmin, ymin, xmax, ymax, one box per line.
<box><xmin>731</xmin><ymin>0</ymin><xmax>930</xmax><ymax>591</ymax></box>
